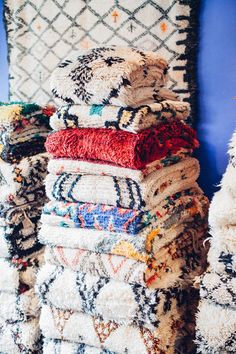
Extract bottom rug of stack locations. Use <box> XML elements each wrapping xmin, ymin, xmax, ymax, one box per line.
<box><xmin>37</xmin><ymin>220</ymin><xmax>208</xmax><ymax>354</ymax></box>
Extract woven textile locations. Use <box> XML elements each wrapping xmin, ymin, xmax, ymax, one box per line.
<box><xmin>208</xmin><ymin>247</ymin><xmax>236</xmax><ymax>277</ymax></box>
<box><xmin>40</xmin><ymin>304</ymin><xmax>183</xmax><ymax>354</ymax></box>
<box><xmin>39</xmin><ymin>223</ymin><xmax>208</xmax><ymax>289</ymax></box>
<box><xmin>0</xmin><ymin>318</ymin><xmax>42</xmax><ymax>354</ymax></box>
<box><xmin>0</xmin><ymin>153</ymin><xmax>48</xmax><ymax>205</ymax></box>
<box><xmin>200</xmin><ymin>271</ymin><xmax>236</xmax><ymax>309</ymax></box>
<box><xmin>50</xmin><ymin>100</ymin><xmax>190</xmax><ymax>133</ymax></box>
<box><xmin>220</xmin><ymin>163</ymin><xmax>236</xmax><ymax>198</ymax></box>
<box><xmin>45</xmin><ymin>121</ymin><xmax>198</xmax><ymax>169</ymax></box>
<box><xmin>4</xmin><ymin>0</ymin><xmax>199</xmax><ymax>114</ymax></box>
<box><xmin>44</xmin><ymin>339</ymin><xmax>115</xmax><ymax>354</ymax></box>
<box><xmin>36</xmin><ymin>264</ymin><xmax>186</xmax><ymax>330</ymax></box>
<box><xmin>0</xmin><ymin>203</ymin><xmax>43</xmax><ymax>258</ymax></box>
<box><xmin>44</xmin><ymin>243</ymin><xmax>205</xmax><ymax>289</ymax></box>
<box><xmin>39</xmin><ymin>223</ymin><xmax>184</xmax><ymax>260</ymax></box>
<box><xmin>196</xmin><ymin>129</ymin><xmax>236</xmax><ymax>353</ymax></box>
<box><xmin>45</xmin><ymin>158</ymin><xmax>200</xmax><ymax>210</ymax></box>
<box><xmin>0</xmin><ymin>103</ymin><xmax>53</xmax><ymax>163</ymax></box>
<box><xmin>0</xmin><ymin>288</ymin><xmax>39</xmax><ymax>323</ymax></box>
<box><xmin>209</xmin><ymin>187</ymin><xmax>236</xmax><ymax>231</ymax></box>
<box><xmin>228</xmin><ymin>130</ymin><xmax>236</xmax><ymax>165</ymax></box>
<box><xmin>41</xmin><ymin>188</ymin><xmax>205</xmax><ymax>234</ymax></box>
<box><xmin>47</xmin><ymin>149</ymin><xmax>192</xmax><ymax>181</ymax></box>
<box><xmin>51</xmin><ymin>46</ymin><xmax>171</xmax><ymax>106</ymax></box>
<box><xmin>0</xmin><ymin>102</ymin><xmax>53</xmax><ymax>127</ymax></box>
<box><xmin>0</xmin><ymin>251</ymin><xmax>44</xmax><ymax>294</ymax></box>
<box><xmin>196</xmin><ymin>300</ymin><xmax>236</xmax><ymax>354</ymax></box>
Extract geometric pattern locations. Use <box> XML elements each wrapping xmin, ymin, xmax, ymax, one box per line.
<box><xmin>4</xmin><ymin>0</ymin><xmax>199</xmax><ymax>119</ymax></box>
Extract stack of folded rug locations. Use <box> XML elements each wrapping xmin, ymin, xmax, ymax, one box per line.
<box><xmin>37</xmin><ymin>46</ymin><xmax>209</xmax><ymax>353</ymax></box>
<box><xmin>196</xmin><ymin>131</ymin><xmax>236</xmax><ymax>354</ymax></box>
<box><xmin>0</xmin><ymin>102</ymin><xmax>54</xmax><ymax>354</ymax></box>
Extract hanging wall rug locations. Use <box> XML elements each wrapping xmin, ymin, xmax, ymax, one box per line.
<box><xmin>4</xmin><ymin>0</ymin><xmax>200</xmax><ymax>121</ymax></box>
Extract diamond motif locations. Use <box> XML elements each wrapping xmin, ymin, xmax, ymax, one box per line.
<box><xmin>4</xmin><ymin>0</ymin><xmax>198</xmax><ymax>117</ymax></box>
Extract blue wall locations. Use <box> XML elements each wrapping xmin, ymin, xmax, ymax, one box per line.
<box><xmin>0</xmin><ymin>0</ymin><xmax>236</xmax><ymax>199</ymax></box>
<box><xmin>196</xmin><ymin>0</ymin><xmax>236</xmax><ymax>198</ymax></box>
<box><xmin>0</xmin><ymin>0</ymin><xmax>8</xmax><ymax>102</ymax></box>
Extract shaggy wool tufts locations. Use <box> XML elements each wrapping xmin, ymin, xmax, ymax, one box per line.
<box><xmin>47</xmin><ymin>148</ymin><xmax>192</xmax><ymax>182</ymax></box>
<box><xmin>39</xmin><ymin>222</ymin><xmax>208</xmax><ymax>289</ymax></box>
<box><xmin>45</xmin><ymin>158</ymin><xmax>200</xmax><ymax>210</ymax></box>
<box><xmin>0</xmin><ymin>153</ymin><xmax>48</xmax><ymax>205</ymax></box>
<box><xmin>0</xmin><ymin>102</ymin><xmax>54</xmax><ymax>162</ymax></box>
<box><xmin>196</xmin><ymin>300</ymin><xmax>236</xmax><ymax>353</ymax></box>
<box><xmin>0</xmin><ymin>251</ymin><xmax>44</xmax><ymax>294</ymax></box>
<box><xmin>200</xmin><ymin>271</ymin><xmax>236</xmax><ymax>309</ymax></box>
<box><xmin>0</xmin><ymin>317</ymin><xmax>42</xmax><ymax>354</ymax></box>
<box><xmin>45</xmin><ymin>121</ymin><xmax>199</xmax><ymax>169</ymax></box>
<box><xmin>40</xmin><ymin>303</ymin><xmax>183</xmax><ymax>354</ymax></box>
<box><xmin>44</xmin><ymin>244</ymin><xmax>205</xmax><ymax>290</ymax></box>
<box><xmin>36</xmin><ymin>263</ymin><xmax>188</xmax><ymax>330</ymax></box>
<box><xmin>0</xmin><ymin>288</ymin><xmax>39</xmax><ymax>323</ymax></box>
<box><xmin>43</xmin><ymin>339</ymin><xmax>116</xmax><ymax>354</ymax></box>
<box><xmin>50</xmin><ymin>46</ymin><xmax>171</xmax><ymax>107</ymax></box>
<box><xmin>41</xmin><ymin>187</ymin><xmax>206</xmax><ymax>234</ymax></box>
<box><xmin>50</xmin><ymin>100</ymin><xmax>189</xmax><ymax>133</ymax></box>
<box><xmin>0</xmin><ymin>202</ymin><xmax>44</xmax><ymax>258</ymax></box>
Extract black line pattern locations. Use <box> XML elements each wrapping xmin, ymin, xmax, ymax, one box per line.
<box><xmin>4</xmin><ymin>1</ymin><xmax>200</xmax><ymax>121</ymax></box>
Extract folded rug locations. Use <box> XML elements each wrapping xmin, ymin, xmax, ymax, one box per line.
<box><xmin>209</xmin><ymin>186</ymin><xmax>236</xmax><ymax>230</ymax></box>
<box><xmin>42</xmin><ymin>187</ymin><xmax>206</xmax><ymax>234</ymax></box>
<box><xmin>47</xmin><ymin>148</ymin><xmax>192</xmax><ymax>181</ymax></box>
<box><xmin>0</xmin><ymin>251</ymin><xmax>44</xmax><ymax>294</ymax></box>
<box><xmin>0</xmin><ymin>202</ymin><xmax>43</xmax><ymax>258</ymax></box>
<box><xmin>208</xmin><ymin>243</ymin><xmax>236</xmax><ymax>277</ymax></box>
<box><xmin>44</xmin><ymin>339</ymin><xmax>116</xmax><ymax>354</ymax></box>
<box><xmin>36</xmin><ymin>263</ymin><xmax>186</xmax><ymax>330</ymax></box>
<box><xmin>200</xmin><ymin>271</ymin><xmax>236</xmax><ymax>309</ymax></box>
<box><xmin>44</xmin><ymin>241</ymin><xmax>205</xmax><ymax>290</ymax></box>
<box><xmin>0</xmin><ymin>317</ymin><xmax>42</xmax><ymax>354</ymax></box>
<box><xmin>40</xmin><ymin>223</ymin><xmax>207</xmax><ymax>289</ymax></box>
<box><xmin>40</xmin><ymin>304</ymin><xmax>183</xmax><ymax>354</ymax></box>
<box><xmin>0</xmin><ymin>288</ymin><xmax>39</xmax><ymax>323</ymax></box>
<box><xmin>0</xmin><ymin>102</ymin><xmax>54</xmax><ymax>162</ymax></box>
<box><xmin>228</xmin><ymin>130</ymin><xmax>236</xmax><ymax>159</ymax></box>
<box><xmin>50</xmin><ymin>46</ymin><xmax>171</xmax><ymax>106</ymax></box>
<box><xmin>0</xmin><ymin>153</ymin><xmax>48</xmax><ymax>205</ymax></box>
<box><xmin>196</xmin><ymin>300</ymin><xmax>236</xmax><ymax>354</ymax></box>
<box><xmin>45</xmin><ymin>121</ymin><xmax>198</xmax><ymax>169</ymax></box>
<box><xmin>39</xmin><ymin>219</ymin><xmax>205</xmax><ymax>262</ymax></box>
<box><xmin>50</xmin><ymin>100</ymin><xmax>189</xmax><ymax>133</ymax></box>
<box><xmin>45</xmin><ymin>158</ymin><xmax>200</xmax><ymax>210</ymax></box>
<box><xmin>218</xmin><ymin>162</ymin><xmax>236</xmax><ymax>198</ymax></box>
<box><xmin>0</xmin><ymin>102</ymin><xmax>53</xmax><ymax>128</ymax></box>
<box><xmin>208</xmin><ymin>226</ymin><xmax>236</xmax><ymax>262</ymax></box>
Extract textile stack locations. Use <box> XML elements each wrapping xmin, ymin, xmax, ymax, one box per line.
<box><xmin>36</xmin><ymin>47</ymin><xmax>209</xmax><ymax>353</ymax></box>
<box><xmin>0</xmin><ymin>102</ymin><xmax>54</xmax><ymax>354</ymax></box>
<box><xmin>196</xmin><ymin>131</ymin><xmax>236</xmax><ymax>353</ymax></box>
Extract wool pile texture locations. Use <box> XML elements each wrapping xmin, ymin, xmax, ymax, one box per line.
<box><xmin>0</xmin><ymin>102</ymin><xmax>54</xmax><ymax>163</ymax></box>
<box><xmin>45</xmin><ymin>121</ymin><xmax>198</xmax><ymax>169</ymax></box>
<box><xmin>37</xmin><ymin>46</ymin><xmax>209</xmax><ymax>353</ymax></box>
<box><xmin>196</xmin><ymin>130</ymin><xmax>236</xmax><ymax>353</ymax></box>
<box><xmin>50</xmin><ymin>47</ymin><xmax>171</xmax><ymax>107</ymax></box>
<box><xmin>0</xmin><ymin>102</ymin><xmax>53</xmax><ymax>354</ymax></box>
<box><xmin>50</xmin><ymin>100</ymin><xmax>190</xmax><ymax>133</ymax></box>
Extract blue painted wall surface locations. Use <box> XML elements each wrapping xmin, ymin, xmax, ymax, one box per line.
<box><xmin>0</xmin><ymin>0</ymin><xmax>8</xmax><ymax>102</ymax></box>
<box><xmin>196</xmin><ymin>0</ymin><xmax>236</xmax><ymax>198</ymax></box>
<box><xmin>0</xmin><ymin>0</ymin><xmax>236</xmax><ymax>199</ymax></box>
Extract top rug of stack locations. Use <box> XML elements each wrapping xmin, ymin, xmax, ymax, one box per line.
<box><xmin>51</xmin><ymin>46</ymin><xmax>182</xmax><ymax>108</ymax></box>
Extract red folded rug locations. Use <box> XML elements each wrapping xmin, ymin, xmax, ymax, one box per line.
<box><xmin>45</xmin><ymin>120</ymin><xmax>199</xmax><ymax>169</ymax></box>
